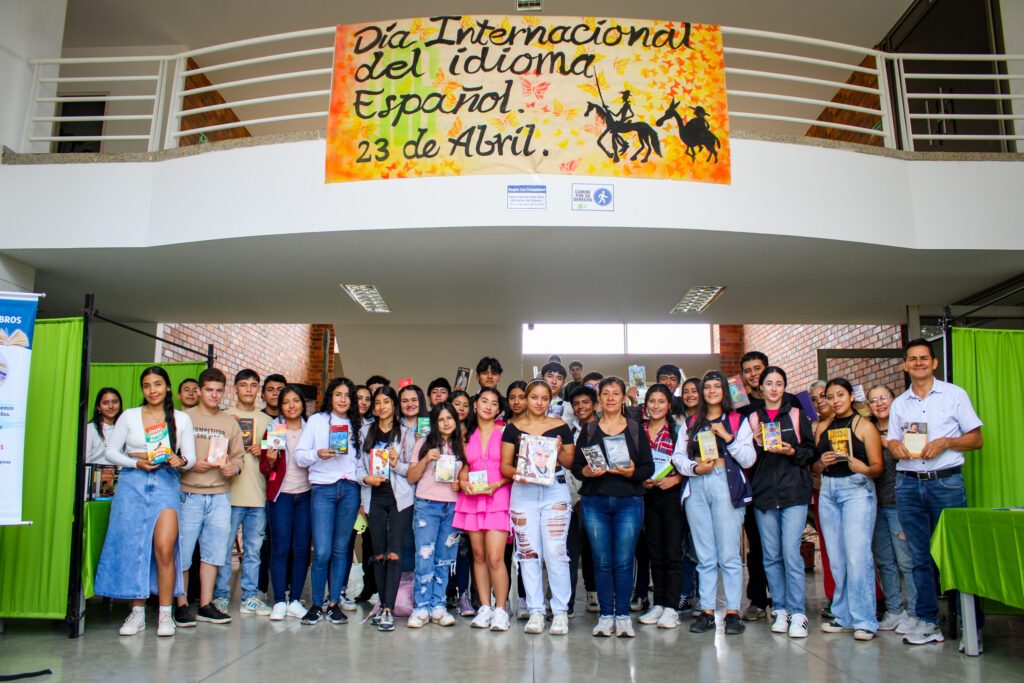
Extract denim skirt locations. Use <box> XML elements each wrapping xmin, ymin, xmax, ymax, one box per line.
<box><xmin>94</xmin><ymin>465</ymin><xmax>185</xmax><ymax>599</ymax></box>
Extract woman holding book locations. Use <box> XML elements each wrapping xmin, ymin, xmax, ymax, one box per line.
<box><xmin>406</xmin><ymin>402</ymin><xmax>465</xmax><ymax>628</ymax></box>
<box><xmin>500</xmin><ymin>379</ymin><xmax>576</xmax><ymax>636</ymax></box>
<box><xmin>669</xmin><ymin>370</ymin><xmax>755</xmax><ymax>636</ymax></box>
<box><xmin>87</xmin><ymin>387</ymin><xmax>123</xmax><ymax>464</ymax></box>
<box><xmin>95</xmin><ymin>366</ymin><xmax>196</xmax><ymax>637</ymax></box>
<box><xmin>454</xmin><ymin>388</ymin><xmax>512</xmax><ymax>631</ymax></box>
<box><xmin>572</xmin><ymin>377</ymin><xmax>654</xmax><ymax>638</ymax></box>
<box><xmin>260</xmin><ymin>384</ymin><xmax>311</xmax><ymax>621</ymax></box>
<box><xmin>811</xmin><ymin>378</ymin><xmax>883</xmax><ymax>640</ymax></box>
<box><xmin>637</xmin><ymin>384</ymin><xmax>685</xmax><ymax>630</ymax></box>
<box><xmin>294</xmin><ymin>377</ymin><xmax>363</xmax><ymax>626</ymax></box>
<box><xmin>397</xmin><ymin>384</ymin><xmax>429</xmax><ymax>461</ymax></box>
<box><xmin>747</xmin><ymin>367</ymin><xmax>818</xmax><ymax>638</ymax></box>
<box><xmin>357</xmin><ymin>386</ymin><xmax>415</xmax><ymax>632</ymax></box>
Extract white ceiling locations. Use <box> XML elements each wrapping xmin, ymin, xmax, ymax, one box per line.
<box><xmin>62</xmin><ymin>0</ymin><xmax>912</xmax><ymax>50</ymax></box>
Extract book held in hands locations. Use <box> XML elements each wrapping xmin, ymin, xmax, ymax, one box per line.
<box><xmin>697</xmin><ymin>431</ymin><xmax>719</xmax><ymax>462</ymax></box>
<box><xmin>515</xmin><ymin>434</ymin><xmax>559</xmax><ymax>486</ymax></box>
<box><xmin>329</xmin><ymin>424</ymin><xmax>350</xmax><ymax>455</ymax></box>
<box><xmin>903</xmin><ymin>422</ymin><xmax>928</xmax><ymax>455</ymax></box>
<box><xmin>454</xmin><ymin>367</ymin><xmax>471</xmax><ymax>391</ymax></box>
<box><xmin>468</xmin><ymin>470</ymin><xmax>489</xmax><ymax>493</ymax></box>
<box><xmin>266</xmin><ymin>423</ymin><xmax>288</xmax><ymax>450</ymax></box>
<box><xmin>417</xmin><ymin>417</ymin><xmax>431</xmax><ymax>438</ymax></box>
<box><xmin>434</xmin><ymin>454</ymin><xmax>457</xmax><ymax>483</ymax></box>
<box><xmin>828</xmin><ymin>428</ymin><xmax>852</xmax><ymax>460</ymax></box>
<box><xmin>238</xmin><ymin>418</ymin><xmax>254</xmax><ymax>449</ymax></box>
<box><xmin>371</xmin><ymin>448</ymin><xmax>391</xmax><ymax>478</ymax></box>
<box><xmin>727</xmin><ymin>375</ymin><xmax>750</xmax><ymax>408</ymax></box>
<box><xmin>650</xmin><ymin>450</ymin><xmax>674</xmax><ymax>480</ymax></box>
<box><xmin>761</xmin><ymin>422</ymin><xmax>783</xmax><ymax>451</ymax></box>
<box><xmin>207</xmin><ymin>435</ymin><xmax>229</xmax><ymax>465</ymax></box>
<box><xmin>145</xmin><ymin>422</ymin><xmax>173</xmax><ymax>464</ymax></box>
<box><xmin>603</xmin><ymin>433</ymin><xmax>632</xmax><ymax>470</ymax></box>
<box><xmin>581</xmin><ymin>444</ymin><xmax>609</xmax><ymax>474</ymax></box>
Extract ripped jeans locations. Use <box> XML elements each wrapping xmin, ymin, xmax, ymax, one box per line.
<box><xmin>412</xmin><ymin>498</ymin><xmax>461</xmax><ymax>611</ymax></box>
<box><xmin>510</xmin><ymin>481</ymin><xmax>573</xmax><ymax>615</ymax></box>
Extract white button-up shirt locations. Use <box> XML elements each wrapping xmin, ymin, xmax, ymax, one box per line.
<box><xmin>887</xmin><ymin>378</ymin><xmax>982</xmax><ymax>472</ymax></box>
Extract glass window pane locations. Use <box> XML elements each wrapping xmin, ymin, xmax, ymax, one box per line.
<box><xmin>521</xmin><ymin>324</ymin><xmax>624</xmax><ymax>354</ymax></box>
<box><xmin>626</xmin><ymin>324</ymin><xmax>711</xmax><ymax>354</ymax></box>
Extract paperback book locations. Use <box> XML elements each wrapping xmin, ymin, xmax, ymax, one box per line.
<box><xmin>727</xmin><ymin>375</ymin><xmax>750</xmax><ymax>408</ymax></box>
<box><xmin>434</xmin><ymin>454</ymin><xmax>457</xmax><ymax>483</ymax></box>
<box><xmin>398</xmin><ymin>378</ymin><xmax>413</xmax><ymax>389</ymax></box>
<box><xmin>761</xmin><ymin>422</ymin><xmax>783</xmax><ymax>451</ymax></box>
<box><xmin>329</xmin><ymin>424</ymin><xmax>350</xmax><ymax>455</ymax></box>
<box><xmin>207</xmin><ymin>435</ymin><xmax>229</xmax><ymax>465</ymax></box>
<box><xmin>515</xmin><ymin>434</ymin><xmax>559</xmax><ymax>486</ymax></box>
<box><xmin>371</xmin><ymin>448</ymin><xmax>391</xmax><ymax>478</ymax></box>
<box><xmin>417</xmin><ymin>417</ymin><xmax>431</xmax><ymax>438</ymax></box>
<box><xmin>603</xmin><ymin>433</ymin><xmax>632</xmax><ymax>470</ymax></box>
<box><xmin>454</xmin><ymin>367</ymin><xmax>471</xmax><ymax>391</ymax></box>
<box><xmin>86</xmin><ymin>464</ymin><xmax>118</xmax><ymax>500</ymax></box>
<box><xmin>828</xmin><ymin>428</ymin><xmax>852</xmax><ymax>460</ymax></box>
<box><xmin>581</xmin><ymin>444</ymin><xmax>609</xmax><ymax>474</ymax></box>
<box><xmin>145</xmin><ymin>422</ymin><xmax>172</xmax><ymax>464</ymax></box>
<box><xmin>697</xmin><ymin>431</ymin><xmax>719</xmax><ymax>462</ymax></box>
<box><xmin>903</xmin><ymin>422</ymin><xmax>928</xmax><ymax>455</ymax></box>
<box><xmin>651</xmin><ymin>451</ymin><xmax>674</xmax><ymax>480</ymax></box>
<box><xmin>627</xmin><ymin>365</ymin><xmax>647</xmax><ymax>401</ymax></box>
<box><xmin>852</xmin><ymin>384</ymin><xmax>867</xmax><ymax>403</ymax></box>
<box><xmin>266</xmin><ymin>423</ymin><xmax>288</xmax><ymax>450</ymax></box>
<box><xmin>238</xmin><ymin>418</ymin><xmax>254</xmax><ymax>450</ymax></box>
<box><xmin>468</xmin><ymin>470</ymin><xmax>489</xmax><ymax>493</ymax></box>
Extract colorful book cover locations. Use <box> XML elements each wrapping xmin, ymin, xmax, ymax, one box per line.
<box><xmin>266</xmin><ymin>423</ymin><xmax>288</xmax><ymax>450</ymax></box>
<box><xmin>852</xmin><ymin>383</ymin><xmax>867</xmax><ymax>403</ymax></box>
<box><xmin>761</xmin><ymin>422</ymin><xmax>783</xmax><ymax>451</ymax></box>
<box><xmin>546</xmin><ymin>397</ymin><xmax>564</xmax><ymax>419</ymax></box>
<box><xmin>828</xmin><ymin>428</ymin><xmax>852</xmax><ymax>460</ymax></box>
<box><xmin>371</xmin><ymin>448</ymin><xmax>391</xmax><ymax>477</ymax></box>
<box><xmin>515</xmin><ymin>434</ymin><xmax>558</xmax><ymax>486</ymax></box>
<box><xmin>434</xmin><ymin>454</ymin><xmax>456</xmax><ymax>483</ymax></box>
<box><xmin>903</xmin><ymin>422</ymin><xmax>928</xmax><ymax>455</ymax></box>
<box><xmin>581</xmin><ymin>444</ymin><xmax>608</xmax><ymax>474</ymax></box>
<box><xmin>398</xmin><ymin>378</ymin><xmax>413</xmax><ymax>389</ymax></box>
<box><xmin>417</xmin><ymin>416</ymin><xmax>431</xmax><ymax>438</ymax></box>
<box><xmin>651</xmin><ymin>451</ymin><xmax>674</xmax><ymax>480</ymax></box>
<box><xmin>468</xmin><ymin>470</ymin><xmax>489</xmax><ymax>493</ymax></box>
<box><xmin>329</xmin><ymin>424</ymin><xmax>350</xmax><ymax>454</ymax></box>
<box><xmin>145</xmin><ymin>422</ymin><xmax>172</xmax><ymax>464</ymax></box>
<box><xmin>603</xmin><ymin>433</ymin><xmax>632</xmax><ymax>469</ymax></box>
<box><xmin>627</xmin><ymin>365</ymin><xmax>646</xmax><ymax>390</ymax></box>
<box><xmin>207</xmin><ymin>435</ymin><xmax>229</xmax><ymax>464</ymax></box>
<box><xmin>728</xmin><ymin>375</ymin><xmax>750</xmax><ymax>408</ymax></box>
<box><xmin>697</xmin><ymin>431</ymin><xmax>719</xmax><ymax>461</ymax></box>
<box><xmin>238</xmin><ymin>417</ymin><xmax>254</xmax><ymax>450</ymax></box>
<box><xmin>454</xmin><ymin>367</ymin><xmax>471</xmax><ymax>391</ymax></box>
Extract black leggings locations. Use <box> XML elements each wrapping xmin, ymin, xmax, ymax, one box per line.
<box><xmin>644</xmin><ymin>486</ymin><xmax>684</xmax><ymax>608</ymax></box>
<box><xmin>368</xmin><ymin>484</ymin><xmax>413</xmax><ymax>611</ymax></box>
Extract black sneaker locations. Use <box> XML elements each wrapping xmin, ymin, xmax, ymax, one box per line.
<box><xmin>173</xmin><ymin>604</ymin><xmax>196</xmax><ymax>628</ymax></box>
<box><xmin>301</xmin><ymin>605</ymin><xmax>322</xmax><ymax>625</ymax></box>
<box><xmin>820</xmin><ymin>599</ymin><xmax>835</xmax><ymax>620</ymax></box>
<box><xmin>378</xmin><ymin>608</ymin><xmax>395</xmax><ymax>632</ymax></box>
<box><xmin>327</xmin><ymin>603</ymin><xmax>347</xmax><ymax>624</ymax></box>
<box><xmin>725</xmin><ymin>613</ymin><xmax>746</xmax><ymax>635</ymax></box>
<box><xmin>354</xmin><ymin>590</ymin><xmax>374</xmax><ymax>603</ymax></box>
<box><xmin>196</xmin><ymin>602</ymin><xmax>231</xmax><ymax>624</ymax></box>
<box><xmin>690</xmin><ymin>612</ymin><xmax>715</xmax><ymax>633</ymax></box>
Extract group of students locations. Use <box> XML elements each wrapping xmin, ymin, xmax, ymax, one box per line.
<box><xmin>90</xmin><ymin>339</ymin><xmax>983</xmax><ymax>647</ymax></box>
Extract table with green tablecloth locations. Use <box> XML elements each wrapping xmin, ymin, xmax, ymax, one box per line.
<box><xmin>930</xmin><ymin>507</ymin><xmax>1024</xmax><ymax>655</ymax></box>
<box><xmin>82</xmin><ymin>501</ymin><xmax>111</xmax><ymax>599</ymax></box>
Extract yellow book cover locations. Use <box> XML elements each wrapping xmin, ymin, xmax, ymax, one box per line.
<box><xmin>697</xmin><ymin>432</ymin><xmax>719</xmax><ymax>462</ymax></box>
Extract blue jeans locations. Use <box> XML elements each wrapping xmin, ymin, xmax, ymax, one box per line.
<box><xmin>755</xmin><ymin>504</ymin><xmax>808</xmax><ymax>616</ymax></box>
<box><xmin>873</xmin><ymin>505</ymin><xmax>917</xmax><ymax>616</ymax></box>
<box><xmin>819</xmin><ymin>474</ymin><xmax>878</xmax><ymax>631</ymax></box>
<box><xmin>685</xmin><ymin>469</ymin><xmax>746</xmax><ymax>612</ymax></box>
<box><xmin>412</xmin><ymin>499</ymin><xmax>461</xmax><ymax>610</ymax></box>
<box><xmin>215</xmin><ymin>506</ymin><xmax>267</xmax><ymax>600</ymax></box>
<box><xmin>267</xmin><ymin>490</ymin><xmax>312</xmax><ymax>604</ymax></box>
<box><xmin>581</xmin><ymin>495</ymin><xmax>644</xmax><ymax>617</ymax></box>
<box><xmin>895</xmin><ymin>471</ymin><xmax>966</xmax><ymax>626</ymax></box>
<box><xmin>310</xmin><ymin>480</ymin><xmax>360</xmax><ymax>605</ymax></box>
<box><xmin>178</xmin><ymin>491</ymin><xmax>231</xmax><ymax>569</ymax></box>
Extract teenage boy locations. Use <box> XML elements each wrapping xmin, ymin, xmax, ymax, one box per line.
<box><xmin>214</xmin><ymin>369</ymin><xmax>274</xmax><ymax>616</ymax></box>
<box><xmin>427</xmin><ymin>377</ymin><xmax>452</xmax><ymax>406</ymax></box>
<box><xmin>365</xmin><ymin>375</ymin><xmax>390</xmax><ymax>394</ymax></box>
<box><xmin>736</xmin><ymin>351</ymin><xmax>771</xmax><ymax>621</ymax></box>
<box><xmin>563</xmin><ymin>361</ymin><xmax>584</xmax><ymax>400</ymax></box>
<box><xmin>887</xmin><ymin>339</ymin><xmax>983</xmax><ymax>647</ymax></box>
<box><xmin>541</xmin><ymin>361</ymin><xmax>577</xmax><ymax>430</ymax></box>
<box><xmin>178</xmin><ymin>378</ymin><xmax>200</xmax><ymax>409</ymax></box>
<box><xmin>582</xmin><ymin>371</ymin><xmax>603</xmax><ymax>391</ymax></box>
<box><xmin>567</xmin><ymin>385</ymin><xmax>599</xmax><ymax>615</ymax></box>
<box><xmin>475</xmin><ymin>357</ymin><xmax>503</xmax><ymax>390</ymax></box>
<box><xmin>175</xmin><ymin>368</ymin><xmax>244</xmax><ymax>627</ymax></box>
<box><xmin>261</xmin><ymin>374</ymin><xmax>287</xmax><ymax>418</ymax></box>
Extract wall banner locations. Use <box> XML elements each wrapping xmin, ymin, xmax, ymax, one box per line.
<box><xmin>326</xmin><ymin>16</ymin><xmax>729</xmax><ymax>184</ymax></box>
<box><xmin>0</xmin><ymin>292</ymin><xmax>40</xmax><ymax>525</ymax></box>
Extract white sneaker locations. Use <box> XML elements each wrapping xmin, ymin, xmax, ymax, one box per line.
<box><xmin>550</xmin><ymin>613</ymin><xmax>569</xmax><ymax>635</ymax></box>
<box><xmin>157</xmin><ymin>609</ymin><xmax>175</xmax><ymax>637</ymax></box>
<box><xmin>269</xmin><ymin>602</ymin><xmax>288</xmax><ymax>621</ymax></box>
<box><xmin>639</xmin><ymin>605</ymin><xmax>664</xmax><ymax>625</ymax></box>
<box><xmin>517</xmin><ymin>601</ymin><xmax>529</xmax><ymax>620</ymax></box>
<box><xmin>788</xmin><ymin>613</ymin><xmax>809</xmax><ymax>638</ymax></box>
<box><xmin>586</xmin><ymin>591</ymin><xmax>600</xmax><ymax>613</ymax></box>
<box><xmin>119</xmin><ymin>608</ymin><xmax>145</xmax><ymax>636</ymax></box>
<box><xmin>615</xmin><ymin>616</ymin><xmax>636</xmax><ymax>638</ymax></box>
<box><xmin>896</xmin><ymin>615</ymin><xmax>921</xmax><ymax>635</ymax></box>
<box><xmin>408</xmin><ymin>608</ymin><xmax>429</xmax><ymax>628</ymax></box>
<box><xmin>338</xmin><ymin>592</ymin><xmax>357</xmax><ymax>611</ymax></box>
<box><xmin>489</xmin><ymin>607</ymin><xmax>511</xmax><ymax>632</ymax></box>
<box><xmin>771</xmin><ymin>610</ymin><xmax>790</xmax><ymax>633</ymax></box>
<box><xmin>592</xmin><ymin>615</ymin><xmax>615</xmax><ymax>637</ymax></box>
<box><xmin>241</xmin><ymin>595</ymin><xmax>272</xmax><ymax>616</ymax></box>
<box><xmin>903</xmin><ymin>621</ymin><xmax>945</xmax><ymax>645</ymax></box>
<box><xmin>471</xmin><ymin>605</ymin><xmax>493</xmax><ymax>629</ymax></box>
<box><xmin>657</xmin><ymin>608</ymin><xmax>680</xmax><ymax>629</ymax></box>
<box><xmin>524</xmin><ymin>612</ymin><xmax>546</xmax><ymax>634</ymax></box>
<box><xmin>878</xmin><ymin>610</ymin><xmax>907</xmax><ymax>631</ymax></box>
<box><xmin>430</xmin><ymin>606</ymin><xmax>455</xmax><ymax>626</ymax></box>
<box><xmin>286</xmin><ymin>600</ymin><xmax>306</xmax><ymax>619</ymax></box>
<box><xmin>854</xmin><ymin>629</ymin><xmax>875</xmax><ymax>641</ymax></box>
<box><xmin>212</xmin><ymin>596</ymin><xmax>229</xmax><ymax>613</ymax></box>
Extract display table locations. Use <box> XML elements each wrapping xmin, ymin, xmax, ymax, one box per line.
<box><xmin>931</xmin><ymin>507</ymin><xmax>1024</xmax><ymax>656</ymax></box>
<box><xmin>82</xmin><ymin>500</ymin><xmax>111</xmax><ymax>599</ymax></box>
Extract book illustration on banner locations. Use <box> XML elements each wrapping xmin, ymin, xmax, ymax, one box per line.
<box><xmin>650</xmin><ymin>450</ymin><xmax>674</xmax><ymax>480</ymax></box>
<box><xmin>515</xmin><ymin>434</ymin><xmax>559</xmax><ymax>486</ymax></box>
<box><xmin>761</xmin><ymin>422</ymin><xmax>783</xmax><ymax>451</ymax></box>
<box><xmin>434</xmin><ymin>454</ymin><xmax>457</xmax><ymax>483</ymax></box>
<box><xmin>903</xmin><ymin>422</ymin><xmax>928</xmax><ymax>456</ymax></box>
<box><xmin>581</xmin><ymin>445</ymin><xmax>609</xmax><ymax>474</ymax></box>
<box><xmin>603</xmin><ymin>433</ymin><xmax>632</xmax><ymax>470</ymax></box>
<box><xmin>266</xmin><ymin>423</ymin><xmax>288</xmax><ymax>450</ymax></box>
<box><xmin>417</xmin><ymin>416</ymin><xmax>431</xmax><ymax>439</ymax></box>
<box><xmin>454</xmin><ymin>367</ymin><xmax>471</xmax><ymax>392</ymax></box>
<box><xmin>145</xmin><ymin>422</ymin><xmax>173</xmax><ymax>465</ymax></box>
<box><xmin>207</xmin><ymin>435</ymin><xmax>229</xmax><ymax>465</ymax></box>
<box><xmin>329</xmin><ymin>424</ymin><xmax>350</xmax><ymax>455</ymax></box>
<box><xmin>237</xmin><ymin>417</ymin><xmax>254</xmax><ymax>450</ymax></box>
<box><xmin>828</xmin><ymin>428</ymin><xmax>852</xmax><ymax>460</ymax></box>
<box><xmin>398</xmin><ymin>378</ymin><xmax>413</xmax><ymax>389</ymax></box>
<box><xmin>697</xmin><ymin>431</ymin><xmax>719</xmax><ymax>462</ymax></box>
<box><xmin>468</xmin><ymin>470</ymin><xmax>489</xmax><ymax>494</ymax></box>
<box><xmin>371</xmin><ymin>448</ymin><xmax>391</xmax><ymax>478</ymax></box>
<box><xmin>727</xmin><ymin>375</ymin><xmax>750</xmax><ymax>408</ymax></box>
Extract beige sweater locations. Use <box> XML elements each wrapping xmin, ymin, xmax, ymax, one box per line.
<box><xmin>180</xmin><ymin>408</ymin><xmax>245</xmax><ymax>494</ymax></box>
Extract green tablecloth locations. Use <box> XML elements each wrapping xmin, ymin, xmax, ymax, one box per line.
<box><xmin>931</xmin><ymin>507</ymin><xmax>1024</xmax><ymax>610</ymax></box>
<box><xmin>82</xmin><ymin>500</ymin><xmax>111</xmax><ymax>599</ymax></box>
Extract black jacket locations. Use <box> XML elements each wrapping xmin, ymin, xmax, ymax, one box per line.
<box><xmin>747</xmin><ymin>397</ymin><xmax>818</xmax><ymax>511</ymax></box>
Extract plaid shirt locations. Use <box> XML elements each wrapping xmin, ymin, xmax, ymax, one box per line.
<box><xmin>644</xmin><ymin>420</ymin><xmax>675</xmax><ymax>457</ymax></box>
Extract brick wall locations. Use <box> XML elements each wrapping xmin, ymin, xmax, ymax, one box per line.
<box><xmin>741</xmin><ymin>324</ymin><xmax>907</xmax><ymax>395</ymax></box>
<box><xmin>157</xmin><ymin>323</ymin><xmax>334</xmax><ymax>405</ymax></box>
<box><xmin>712</xmin><ymin>324</ymin><xmax>745</xmax><ymax>376</ymax></box>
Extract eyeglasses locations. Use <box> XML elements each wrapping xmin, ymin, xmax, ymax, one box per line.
<box><xmin>868</xmin><ymin>397</ymin><xmax>891</xmax><ymax>405</ymax></box>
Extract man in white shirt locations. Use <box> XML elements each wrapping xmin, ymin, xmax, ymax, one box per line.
<box><xmin>886</xmin><ymin>339</ymin><xmax>983</xmax><ymax>646</ymax></box>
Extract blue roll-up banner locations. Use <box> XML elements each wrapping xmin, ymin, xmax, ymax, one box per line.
<box><xmin>0</xmin><ymin>292</ymin><xmax>41</xmax><ymax>526</ymax></box>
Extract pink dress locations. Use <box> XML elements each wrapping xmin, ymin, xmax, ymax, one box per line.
<box><xmin>453</xmin><ymin>426</ymin><xmax>511</xmax><ymax>533</ymax></box>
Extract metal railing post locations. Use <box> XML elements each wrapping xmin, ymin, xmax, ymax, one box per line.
<box><xmin>875</xmin><ymin>54</ymin><xmax>897</xmax><ymax>149</ymax></box>
<box><xmin>20</xmin><ymin>63</ymin><xmax>42</xmax><ymax>153</ymax></box>
<box><xmin>163</xmin><ymin>56</ymin><xmax>186</xmax><ymax>150</ymax></box>
<box><xmin>148</xmin><ymin>59</ymin><xmax>169</xmax><ymax>153</ymax></box>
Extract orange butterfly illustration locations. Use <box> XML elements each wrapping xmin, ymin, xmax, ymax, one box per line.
<box><xmin>408</xmin><ymin>19</ymin><xmax>437</xmax><ymax>41</ymax></box>
<box><xmin>432</xmin><ymin>69</ymin><xmax>460</xmax><ymax>97</ymax></box>
<box><xmin>521</xmin><ymin>78</ymin><xmax>551</xmax><ymax>100</ymax></box>
<box><xmin>559</xmin><ymin>159</ymin><xmax>581</xmax><ymax>173</ymax></box>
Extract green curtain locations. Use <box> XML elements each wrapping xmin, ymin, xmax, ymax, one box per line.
<box><xmin>89</xmin><ymin>361</ymin><xmax>206</xmax><ymax>411</ymax></box>
<box><xmin>0</xmin><ymin>318</ymin><xmax>83</xmax><ymax>619</ymax></box>
<box><xmin>952</xmin><ymin>327</ymin><xmax>1024</xmax><ymax>508</ymax></box>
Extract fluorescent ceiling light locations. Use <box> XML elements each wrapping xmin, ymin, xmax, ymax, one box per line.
<box><xmin>671</xmin><ymin>286</ymin><xmax>725</xmax><ymax>314</ymax></box>
<box><xmin>341</xmin><ymin>284</ymin><xmax>392</xmax><ymax>313</ymax></box>
<box><xmin>517</xmin><ymin>0</ymin><xmax>542</xmax><ymax>11</ymax></box>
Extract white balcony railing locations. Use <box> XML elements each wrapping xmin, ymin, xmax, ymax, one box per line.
<box><xmin>21</xmin><ymin>25</ymin><xmax>1024</xmax><ymax>155</ymax></box>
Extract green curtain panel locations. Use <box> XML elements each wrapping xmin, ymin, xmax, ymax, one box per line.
<box><xmin>952</xmin><ymin>327</ymin><xmax>1024</xmax><ymax>508</ymax></box>
<box><xmin>89</xmin><ymin>361</ymin><xmax>206</xmax><ymax>411</ymax></box>
<box><xmin>0</xmin><ymin>318</ymin><xmax>83</xmax><ymax>619</ymax></box>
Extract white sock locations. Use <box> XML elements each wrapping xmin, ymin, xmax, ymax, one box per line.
<box><xmin>131</xmin><ymin>605</ymin><xmax>145</xmax><ymax>620</ymax></box>
<box><xmin>159</xmin><ymin>605</ymin><xmax>171</xmax><ymax>616</ymax></box>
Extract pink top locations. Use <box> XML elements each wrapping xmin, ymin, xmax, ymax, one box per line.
<box><xmin>280</xmin><ymin>429</ymin><xmax>311</xmax><ymax>494</ymax></box>
<box><xmin>454</xmin><ymin>425</ymin><xmax>510</xmax><ymax>515</ymax></box>
<box><xmin>411</xmin><ymin>437</ymin><xmax>463</xmax><ymax>503</ymax></box>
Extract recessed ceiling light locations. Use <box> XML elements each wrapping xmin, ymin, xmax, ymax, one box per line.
<box><xmin>517</xmin><ymin>0</ymin><xmax>542</xmax><ymax>11</ymax></box>
<box><xmin>671</xmin><ymin>286</ymin><xmax>725</xmax><ymax>314</ymax></box>
<box><xmin>341</xmin><ymin>284</ymin><xmax>392</xmax><ymax>313</ymax></box>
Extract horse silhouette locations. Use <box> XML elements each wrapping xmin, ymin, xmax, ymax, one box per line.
<box><xmin>584</xmin><ymin>101</ymin><xmax>662</xmax><ymax>163</ymax></box>
<box><xmin>655</xmin><ymin>98</ymin><xmax>721</xmax><ymax>163</ymax></box>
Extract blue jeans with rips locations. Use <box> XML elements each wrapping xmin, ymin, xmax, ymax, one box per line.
<box><xmin>412</xmin><ymin>498</ymin><xmax>461</xmax><ymax>611</ymax></box>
